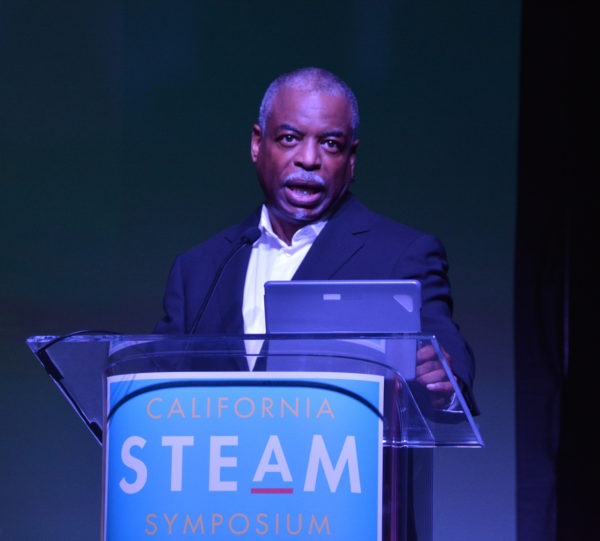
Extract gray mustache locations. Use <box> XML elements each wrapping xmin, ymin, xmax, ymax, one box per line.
<box><xmin>284</xmin><ymin>172</ymin><xmax>326</xmax><ymax>185</ymax></box>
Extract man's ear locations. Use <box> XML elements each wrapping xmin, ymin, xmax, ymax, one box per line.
<box><xmin>349</xmin><ymin>138</ymin><xmax>359</xmax><ymax>177</ymax></box>
<box><xmin>250</xmin><ymin>124</ymin><xmax>262</xmax><ymax>163</ymax></box>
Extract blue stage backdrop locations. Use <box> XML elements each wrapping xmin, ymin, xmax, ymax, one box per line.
<box><xmin>1</xmin><ymin>2</ymin><xmax>520</xmax><ymax>540</ymax></box>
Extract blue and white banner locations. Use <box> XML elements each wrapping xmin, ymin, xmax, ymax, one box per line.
<box><xmin>104</xmin><ymin>371</ymin><xmax>383</xmax><ymax>539</ymax></box>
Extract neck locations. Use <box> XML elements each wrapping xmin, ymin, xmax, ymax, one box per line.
<box><xmin>268</xmin><ymin>214</ymin><xmax>302</xmax><ymax>246</ymax></box>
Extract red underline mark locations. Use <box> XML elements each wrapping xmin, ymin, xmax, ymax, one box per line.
<box><xmin>251</xmin><ymin>488</ymin><xmax>294</xmax><ymax>494</ymax></box>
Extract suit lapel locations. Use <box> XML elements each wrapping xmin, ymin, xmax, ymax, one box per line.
<box><xmin>293</xmin><ymin>194</ymin><xmax>371</xmax><ymax>280</ymax></box>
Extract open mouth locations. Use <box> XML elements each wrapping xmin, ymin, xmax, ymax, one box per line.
<box><xmin>284</xmin><ymin>182</ymin><xmax>324</xmax><ymax>206</ymax></box>
<box><xmin>288</xmin><ymin>184</ymin><xmax>320</xmax><ymax>196</ymax></box>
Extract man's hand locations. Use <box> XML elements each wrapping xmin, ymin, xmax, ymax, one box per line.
<box><xmin>416</xmin><ymin>344</ymin><xmax>456</xmax><ymax>409</ymax></box>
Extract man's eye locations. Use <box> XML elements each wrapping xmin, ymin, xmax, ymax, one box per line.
<box><xmin>279</xmin><ymin>134</ymin><xmax>297</xmax><ymax>145</ymax></box>
<box><xmin>323</xmin><ymin>139</ymin><xmax>341</xmax><ymax>151</ymax></box>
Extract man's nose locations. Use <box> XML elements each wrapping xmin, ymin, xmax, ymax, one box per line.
<box><xmin>294</xmin><ymin>140</ymin><xmax>321</xmax><ymax>170</ymax></box>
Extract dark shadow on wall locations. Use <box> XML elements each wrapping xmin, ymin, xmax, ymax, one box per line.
<box><xmin>515</xmin><ymin>4</ymin><xmax>595</xmax><ymax>540</ymax></box>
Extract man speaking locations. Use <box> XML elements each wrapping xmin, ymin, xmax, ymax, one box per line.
<box><xmin>154</xmin><ymin>67</ymin><xmax>477</xmax><ymax>410</ymax></box>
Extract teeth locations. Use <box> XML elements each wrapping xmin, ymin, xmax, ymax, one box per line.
<box><xmin>291</xmin><ymin>186</ymin><xmax>315</xmax><ymax>195</ymax></box>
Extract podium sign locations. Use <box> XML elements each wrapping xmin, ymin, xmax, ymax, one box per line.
<box><xmin>104</xmin><ymin>371</ymin><xmax>384</xmax><ymax>540</ymax></box>
<box><xmin>27</xmin><ymin>333</ymin><xmax>483</xmax><ymax>540</ymax></box>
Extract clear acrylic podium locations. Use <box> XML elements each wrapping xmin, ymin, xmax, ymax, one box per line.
<box><xmin>27</xmin><ymin>333</ymin><xmax>482</xmax><ymax>541</ymax></box>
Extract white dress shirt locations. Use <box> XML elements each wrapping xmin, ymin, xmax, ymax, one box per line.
<box><xmin>242</xmin><ymin>205</ymin><xmax>326</xmax><ymax>368</ymax></box>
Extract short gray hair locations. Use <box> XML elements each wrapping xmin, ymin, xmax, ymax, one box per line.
<box><xmin>258</xmin><ymin>67</ymin><xmax>360</xmax><ymax>140</ymax></box>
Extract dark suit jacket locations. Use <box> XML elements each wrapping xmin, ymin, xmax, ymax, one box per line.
<box><xmin>154</xmin><ymin>194</ymin><xmax>477</xmax><ymax>409</ymax></box>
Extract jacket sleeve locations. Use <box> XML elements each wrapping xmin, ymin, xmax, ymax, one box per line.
<box><xmin>397</xmin><ymin>233</ymin><xmax>479</xmax><ymax>414</ymax></box>
<box><xmin>153</xmin><ymin>256</ymin><xmax>187</xmax><ymax>334</ymax></box>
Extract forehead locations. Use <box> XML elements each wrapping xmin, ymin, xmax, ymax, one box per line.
<box><xmin>267</xmin><ymin>86</ymin><xmax>353</xmax><ymax>135</ymax></box>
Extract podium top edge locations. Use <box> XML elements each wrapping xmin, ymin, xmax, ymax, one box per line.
<box><xmin>27</xmin><ymin>331</ymin><xmax>439</xmax><ymax>346</ymax></box>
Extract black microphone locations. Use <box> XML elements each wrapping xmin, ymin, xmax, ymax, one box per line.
<box><xmin>240</xmin><ymin>227</ymin><xmax>261</xmax><ymax>245</ymax></box>
<box><xmin>189</xmin><ymin>226</ymin><xmax>261</xmax><ymax>334</ymax></box>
